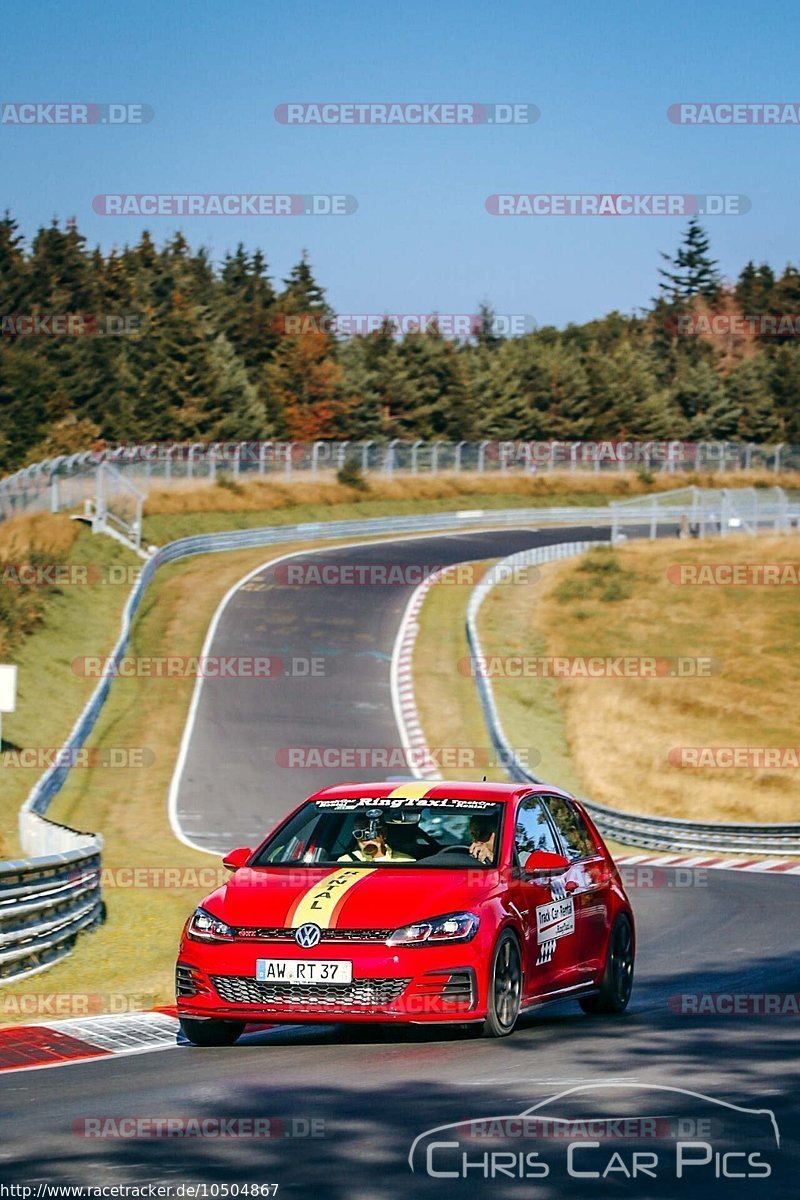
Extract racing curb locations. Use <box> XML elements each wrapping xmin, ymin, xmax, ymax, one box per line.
<box><xmin>615</xmin><ymin>853</ymin><xmax>800</xmax><ymax>875</ymax></box>
<box><xmin>0</xmin><ymin>1008</ymin><xmax>285</xmax><ymax>1073</ymax></box>
<box><xmin>391</xmin><ymin>569</ymin><xmax>447</xmax><ymax>781</ymax></box>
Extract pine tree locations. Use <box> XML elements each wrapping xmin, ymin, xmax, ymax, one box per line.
<box><xmin>658</xmin><ymin>219</ymin><xmax>721</xmax><ymax>301</ymax></box>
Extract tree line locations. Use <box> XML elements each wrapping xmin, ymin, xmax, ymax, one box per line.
<box><xmin>1</xmin><ymin>213</ymin><xmax>799</xmax><ymax>473</ymax></box>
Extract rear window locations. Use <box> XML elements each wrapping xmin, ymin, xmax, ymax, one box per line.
<box><xmin>545</xmin><ymin>796</ymin><xmax>598</xmax><ymax>860</ymax></box>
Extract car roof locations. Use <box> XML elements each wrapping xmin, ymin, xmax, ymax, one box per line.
<box><xmin>305</xmin><ymin>780</ymin><xmax>574</xmax><ymax>805</ymax></box>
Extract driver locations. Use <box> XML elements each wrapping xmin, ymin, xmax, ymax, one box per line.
<box><xmin>338</xmin><ymin>814</ymin><xmax>415</xmax><ymax>863</ymax></box>
<box><xmin>468</xmin><ymin>815</ymin><xmax>498</xmax><ymax>864</ymax></box>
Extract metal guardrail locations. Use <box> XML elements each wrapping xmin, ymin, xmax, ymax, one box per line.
<box><xmin>3</xmin><ymin>495</ymin><xmax>798</xmax><ymax>984</ymax></box>
<box><xmin>0</xmin><ymin>815</ymin><xmax>103</xmax><ymax>982</ymax></box>
<box><xmin>465</xmin><ymin>542</ymin><xmax>800</xmax><ymax>856</ymax></box>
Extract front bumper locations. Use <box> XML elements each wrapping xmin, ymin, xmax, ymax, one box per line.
<box><xmin>176</xmin><ymin>938</ymin><xmax>486</xmax><ymax>1024</ymax></box>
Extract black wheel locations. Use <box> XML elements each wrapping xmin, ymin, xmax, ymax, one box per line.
<box><xmin>482</xmin><ymin>930</ymin><xmax>522</xmax><ymax>1037</ymax></box>
<box><xmin>580</xmin><ymin>914</ymin><xmax>634</xmax><ymax>1015</ymax></box>
<box><xmin>179</xmin><ymin>1017</ymin><xmax>245</xmax><ymax>1046</ymax></box>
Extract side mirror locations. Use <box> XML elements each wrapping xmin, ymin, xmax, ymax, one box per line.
<box><xmin>523</xmin><ymin>849</ymin><xmax>570</xmax><ymax>876</ymax></box>
<box><xmin>222</xmin><ymin>846</ymin><xmax>252</xmax><ymax>871</ymax></box>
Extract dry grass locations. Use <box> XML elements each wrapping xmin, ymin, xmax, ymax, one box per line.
<box><xmin>144</xmin><ymin>469</ymin><xmax>800</xmax><ymax>516</ymax></box>
<box><xmin>483</xmin><ymin>534</ymin><xmax>800</xmax><ymax>823</ymax></box>
<box><xmin>0</xmin><ymin>511</ymin><xmax>82</xmax><ymax>558</ymax></box>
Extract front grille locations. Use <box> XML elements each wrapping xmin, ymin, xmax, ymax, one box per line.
<box><xmin>211</xmin><ymin>975</ymin><xmax>411</xmax><ymax>1009</ymax></box>
<box><xmin>234</xmin><ymin>927</ymin><xmax>392</xmax><ymax>943</ymax></box>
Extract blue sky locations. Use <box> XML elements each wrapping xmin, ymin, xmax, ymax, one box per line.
<box><xmin>2</xmin><ymin>0</ymin><xmax>799</xmax><ymax>327</ymax></box>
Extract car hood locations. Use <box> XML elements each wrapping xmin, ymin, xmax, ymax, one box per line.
<box><xmin>202</xmin><ymin>865</ymin><xmax>502</xmax><ymax>930</ymax></box>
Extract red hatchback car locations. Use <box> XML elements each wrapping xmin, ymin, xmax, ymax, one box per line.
<box><xmin>176</xmin><ymin>781</ymin><xmax>635</xmax><ymax>1045</ymax></box>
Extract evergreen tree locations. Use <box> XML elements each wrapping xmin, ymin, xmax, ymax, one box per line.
<box><xmin>658</xmin><ymin>219</ymin><xmax>721</xmax><ymax>301</ymax></box>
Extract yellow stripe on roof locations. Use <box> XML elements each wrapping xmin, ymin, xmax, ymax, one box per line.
<box><xmin>388</xmin><ymin>781</ymin><xmax>433</xmax><ymax>799</ymax></box>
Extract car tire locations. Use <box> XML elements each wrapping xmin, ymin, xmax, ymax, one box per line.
<box><xmin>481</xmin><ymin>929</ymin><xmax>523</xmax><ymax>1037</ymax></box>
<box><xmin>579</xmin><ymin>914</ymin><xmax>634</xmax><ymax>1015</ymax></box>
<box><xmin>179</xmin><ymin>1018</ymin><xmax>246</xmax><ymax>1046</ymax></box>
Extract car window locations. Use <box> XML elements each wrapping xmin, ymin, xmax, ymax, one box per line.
<box><xmin>545</xmin><ymin>795</ymin><xmax>598</xmax><ymax>860</ymax></box>
<box><xmin>513</xmin><ymin>796</ymin><xmax>560</xmax><ymax>862</ymax></box>
<box><xmin>251</xmin><ymin>799</ymin><xmax>504</xmax><ymax>868</ymax></box>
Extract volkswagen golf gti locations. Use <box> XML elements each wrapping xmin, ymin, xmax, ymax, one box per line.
<box><xmin>175</xmin><ymin>780</ymin><xmax>635</xmax><ymax>1044</ymax></box>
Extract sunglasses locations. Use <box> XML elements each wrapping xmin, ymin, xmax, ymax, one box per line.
<box><xmin>353</xmin><ymin>826</ymin><xmax>382</xmax><ymax>840</ymax></box>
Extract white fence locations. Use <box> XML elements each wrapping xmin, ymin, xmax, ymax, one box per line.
<box><xmin>1</xmin><ymin>440</ymin><xmax>797</xmax><ymax>525</ymax></box>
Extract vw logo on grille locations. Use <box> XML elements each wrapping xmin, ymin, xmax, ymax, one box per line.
<box><xmin>295</xmin><ymin>922</ymin><xmax>322</xmax><ymax>948</ymax></box>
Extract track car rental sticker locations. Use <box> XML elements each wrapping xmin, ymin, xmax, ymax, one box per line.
<box><xmin>536</xmin><ymin>897</ymin><xmax>575</xmax><ymax>943</ymax></box>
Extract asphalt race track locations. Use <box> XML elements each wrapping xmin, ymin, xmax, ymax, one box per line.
<box><xmin>2</xmin><ymin>527</ymin><xmax>798</xmax><ymax>1199</ymax></box>
<box><xmin>172</xmin><ymin>526</ymin><xmax>609</xmax><ymax>852</ymax></box>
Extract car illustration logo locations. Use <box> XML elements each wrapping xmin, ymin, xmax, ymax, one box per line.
<box><xmin>295</xmin><ymin>923</ymin><xmax>322</xmax><ymax>948</ymax></box>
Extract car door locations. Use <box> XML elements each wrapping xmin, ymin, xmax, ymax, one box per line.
<box><xmin>508</xmin><ymin>794</ymin><xmax>583</xmax><ymax>996</ymax></box>
<box><xmin>543</xmin><ymin>794</ymin><xmax>611</xmax><ymax>977</ymax></box>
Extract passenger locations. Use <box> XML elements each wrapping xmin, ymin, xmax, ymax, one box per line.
<box><xmin>338</xmin><ymin>815</ymin><xmax>415</xmax><ymax>862</ymax></box>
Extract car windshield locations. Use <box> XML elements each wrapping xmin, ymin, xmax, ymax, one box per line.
<box><xmin>251</xmin><ymin>798</ymin><xmax>505</xmax><ymax>868</ymax></box>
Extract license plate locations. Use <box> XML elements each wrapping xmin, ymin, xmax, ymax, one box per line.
<box><xmin>256</xmin><ymin>959</ymin><xmax>353</xmax><ymax>984</ymax></box>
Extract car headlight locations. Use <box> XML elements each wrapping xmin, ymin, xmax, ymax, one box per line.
<box><xmin>387</xmin><ymin>911</ymin><xmax>479</xmax><ymax>946</ymax></box>
<box><xmin>186</xmin><ymin>907</ymin><xmax>235</xmax><ymax>942</ymax></box>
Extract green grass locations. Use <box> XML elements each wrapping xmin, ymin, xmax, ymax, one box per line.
<box><xmin>0</xmin><ymin>528</ymin><xmax>140</xmax><ymax>856</ymax></box>
<box><xmin>141</xmin><ymin>491</ymin><xmax>620</xmax><ymax>544</ymax></box>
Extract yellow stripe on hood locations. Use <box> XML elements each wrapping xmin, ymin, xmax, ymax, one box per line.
<box><xmin>288</xmin><ymin>868</ymin><xmax>376</xmax><ymax>928</ymax></box>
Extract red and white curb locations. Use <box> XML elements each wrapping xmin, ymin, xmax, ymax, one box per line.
<box><xmin>390</xmin><ymin>570</ymin><xmax>447</xmax><ymax>781</ymax></box>
<box><xmin>615</xmin><ymin>853</ymin><xmax>800</xmax><ymax>875</ymax></box>
<box><xmin>0</xmin><ymin>1008</ymin><xmax>180</xmax><ymax>1074</ymax></box>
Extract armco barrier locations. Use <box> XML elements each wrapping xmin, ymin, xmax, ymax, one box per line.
<box><xmin>465</xmin><ymin>542</ymin><xmax>800</xmax><ymax>856</ymax></box>
<box><xmin>3</xmin><ymin>498</ymin><xmax>798</xmax><ymax>983</ymax></box>
<box><xmin>0</xmin><ymin>813</ymin><xmax>103</xmax><ymax>982</ymax></box>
